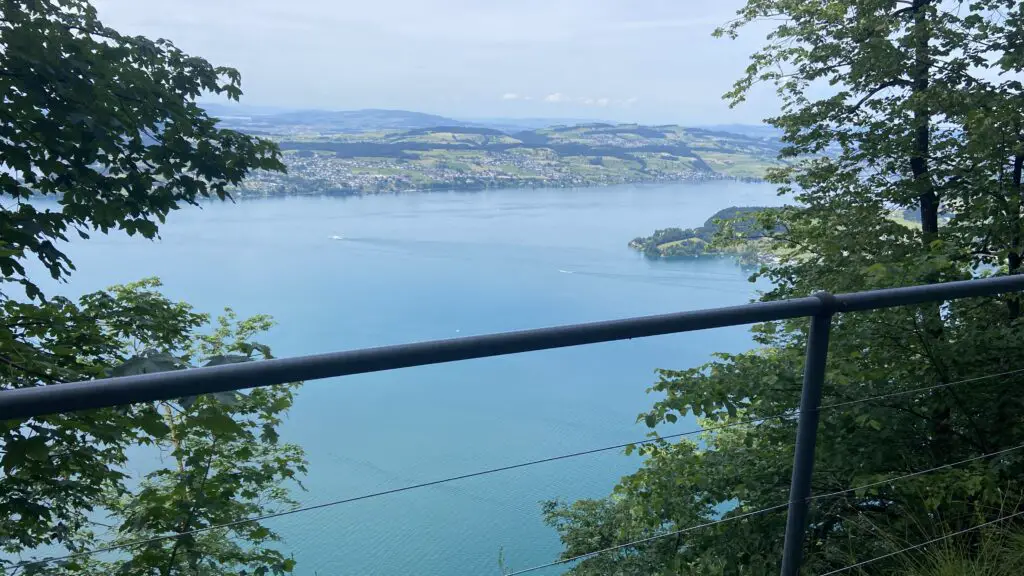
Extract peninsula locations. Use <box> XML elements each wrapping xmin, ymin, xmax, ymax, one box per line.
<box><xmin>629</xmin><ymin>206</ymin><xmax>777</xmax><ymax>266</ymax></box>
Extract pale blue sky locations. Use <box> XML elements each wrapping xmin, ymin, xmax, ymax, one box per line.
<box><xmin>94</xmin><ymin>0</ymin><xmax>779</xmax><ymax>124</ymax></box>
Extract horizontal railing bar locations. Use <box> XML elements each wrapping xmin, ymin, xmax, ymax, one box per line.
<box><xmin>2</xmin><ymin>275</ymin><xmax>1023</xmax><ymax>421</ymax></box>
<box><xmin>0</xmin><ymin>297</ymin><xmax>824</xmax><ymax>420</ymax></box>
<box><xmin>833</xmin><ymin>274</ymin><xmax>1024</xmax><ymax>312</ymax></box>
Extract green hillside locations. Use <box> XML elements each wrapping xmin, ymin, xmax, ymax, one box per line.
<box><xmin>629</xmin><ymin>206</ymin><xmax>778</xmax><ymax>265</ymax></box>
<box><xmin>235</xmin><ymin>123</ymin><xmax>788</xmax><ymax>196</ymax></box>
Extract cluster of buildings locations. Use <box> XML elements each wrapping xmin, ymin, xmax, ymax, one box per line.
<box><xmin>234</xmin><ymin>149</ymin><xmax>716</xmax><ymax>196</ymax></box>
<box><xmin>547</xmin><ymin>133</ymin><xmax>676</xmax><ymax>149</ymax></box>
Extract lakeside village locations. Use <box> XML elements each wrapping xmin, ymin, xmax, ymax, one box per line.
<box><xmin>233</xmin><ymin>149</ymin><xmax>748</xmax><ymax>196</ymax></box>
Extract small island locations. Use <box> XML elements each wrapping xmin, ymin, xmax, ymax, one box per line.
<box><xmin>629</xmin><ymin>206</ymin><xmax>777</xmax><ymax>266</ymax></box>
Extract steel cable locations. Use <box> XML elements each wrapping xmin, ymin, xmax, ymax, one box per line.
<box><xmin>7</xmin><ymin>367</ymin><xmax>1024</xmax><ymax>572</ymax></box>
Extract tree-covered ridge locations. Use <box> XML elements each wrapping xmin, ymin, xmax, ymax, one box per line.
<box><xmin>546</xmin><ymin>0</ymin><xmax>1024</xmax><ymax>574</ymax></box>
<box><xmin>234</xmin><ymin>124</ymin><xmax>789</xmax><ymax>195</ymax></box>
<box><xmin>629</xmin><ymin>206</ymin><xmax>775</xmax><ymax>263</ymax></box>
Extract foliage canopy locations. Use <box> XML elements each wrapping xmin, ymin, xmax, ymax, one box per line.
<box><xmin>1</xmin><ymin>2</ymin><xmax>299</xmax><ymax>574</ymax></box>
<box><xmin>545</xmin><ymin>1</ymin><xmax>1024</xmax><ymax>574</ymax></box>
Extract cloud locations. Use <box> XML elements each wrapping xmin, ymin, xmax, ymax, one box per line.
<box><xmin>608</xmin><ymin>16</ymin><xmax>727</xmax><ymax>31</ymax></box>
<box><xmin>502</xmin><ymin>93</ymin><xmax>534</xmax><ymax>101</ymax></box>
<box><xmin>92</xmin><ymin>0</ymin><xmax>776</xmax><ymax>125</ymax></box>
<box><xmin>544</xmin><ymin>94</ymin><xmax>634</xmax><ymax>107</ymax></box>
<box><xmin>575</xmin><ymin>96</ymin><xmax>613</xmax><ymax>107</ymax></box>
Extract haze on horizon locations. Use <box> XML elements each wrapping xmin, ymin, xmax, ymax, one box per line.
<box><xmin>93</xmin><ymin>0</ymin><xmax>779</xmax><ymax>126</ymax></box>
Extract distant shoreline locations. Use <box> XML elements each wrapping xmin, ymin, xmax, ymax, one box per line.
<box><xmin>232</xmin><ymin>173</ymin><xmax>768</xmax><ymax>198</ymax></box>
<box><xmin>229</xmin><ymin>121</ymin><xmax>785</xmax><ymax>197</ymax></box>
<box><xmin>629</xmin><ymin>206</ymin><xmax>780</xmax><ymax>267</ymax></box>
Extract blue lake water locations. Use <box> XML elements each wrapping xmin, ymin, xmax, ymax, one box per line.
<box><xmin>48</xmin><ymin>181</ymin><xmax>782</xmax><ymax>575</ymax></box>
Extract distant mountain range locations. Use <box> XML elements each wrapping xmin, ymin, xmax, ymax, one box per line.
<box><xmin>206</xmin><ymin>107</ymin><xmax>466</xmax><ymax>133</ymax></box>
<box><xmin>200</xmin><ymin>103</ymin><xmax>777</xmax><ymax>137</ymax></box>
<box><xmin>697</xmin><ymin>124</ymin><xmax>783</xmax><ymax>139</ymax></box>
<box><xmin>459</xmin><ymin>116</ymin><xmax>610</xmax><ymax>132</ymax></box>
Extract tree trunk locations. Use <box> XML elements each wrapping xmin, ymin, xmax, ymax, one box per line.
<box><xmin>906</xmin><ymin>0</ymin><xmax>954</xmax><ymax>461</ymax></box>
<box><xmin>1008</xmin><ymin>151</ymin><xmax>1023</xmax><ymax>318</ymax></box>
<box><xmin>910</xmin><ymin>0</ymin><xmax>939</xmax><ymax>244</ymax></box>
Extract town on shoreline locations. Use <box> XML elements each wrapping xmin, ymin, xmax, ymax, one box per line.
<box><xmin>214</xmin><ymin>109</ymin><xmax>787</xmax><ymax>196</ymax></box>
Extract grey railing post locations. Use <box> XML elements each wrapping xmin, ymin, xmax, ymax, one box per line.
<box><xmin>780</xmin><ymin>292</ymin><xmax>835</xmax><ymax>576</ymax></box>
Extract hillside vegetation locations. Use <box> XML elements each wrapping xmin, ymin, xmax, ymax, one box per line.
<box><xmin>231</xmin><ymin>122</ymin><xmax>788</xmax><ymax>195</ymax></box>
<box><xmin>547</xmin><ymin>1</ymin><xmax>1024</xmax><ymax>575</ymax></box>
<box><xmin>629</xmin><ymin>206</ymin><xmax>776</xmax><ymax>264</ymax></box>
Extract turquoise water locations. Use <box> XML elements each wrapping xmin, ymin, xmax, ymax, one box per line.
<box><xmin>49</xmin><ymin>181</ymin><xmax>781</xmax><ymax>575</ymax></box>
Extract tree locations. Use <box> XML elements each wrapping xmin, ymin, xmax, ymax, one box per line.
<box><xmin>544</xmin><ymin>1</ymin><xmax>1024</xmax><ymax>574</ymax></box>
<box><xmin>0</xmin><ymin>0</ymin><xmax>283</xmax><ymax>299</ymax></box>
<box><xmin>5</xmin><ymin>280</ymin><xmax>306</xmax><ymax>576</ymax></box>
<box><xmin>0</xmin><ymin>1</ymin><xmax>303</xmax><ymax>574</ymax></box>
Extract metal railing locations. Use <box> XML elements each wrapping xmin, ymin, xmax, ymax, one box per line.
<box><xmin>5</xmin><ymin>274</ymin><xmax>1024</xmax><ymax>575</ymax></box>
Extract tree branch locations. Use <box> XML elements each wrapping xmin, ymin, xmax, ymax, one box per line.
<box><xmin>849</xmin><ymin>80</ymin><xmax>911</xmax><ymax>112</ymax></box>
<box><xmin>164</xmin><ymin>440</ymin><xmax>217</xmax><ymax>575</ymax></box>
<box><xmin>0</xmin><ymin>354</ymin><xmax>63</xmax><ymax>385</ymax></box>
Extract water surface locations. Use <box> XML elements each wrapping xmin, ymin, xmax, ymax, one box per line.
<box><xmin>51</xmin><ymin>181</ymin><xmax>782</xmax><ymax>575</ymax></box>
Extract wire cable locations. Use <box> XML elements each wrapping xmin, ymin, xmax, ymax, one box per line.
<box><xmin>808</xmin><ymin>443</ymin><xmax>1024</xmax><ymax>503</ymax></box>
<box><xmin>820</xmin><ymin>509</ymin><xmax>1024</xmax><ymax>575</ymax></box>
<box><xmin>503</xmin><ymin>443</ymin><xmax>1024</xmax><ymax>576</ymax></box>
<box><xmin>8</xmin><ymin>368</ymin><xmax>1024</xmax><ymax>572</ymax></box>
<box><xmin>503</xmin><ymin>502</ymin><xmax>794</xmax><ymax>576</ymax></box>
<box><xmin>819</xmin><ymin>367</ymin><xmax>1024</xmax><ymax>412</ymax></box>
<box><xmin>0</xmin><ymin>424</ymin><xmax>761</xmax><ymax>572</ymax></box>
<box><xmin>2</xmin><ymin>403</ymin><xmax>812</xmax><ymax>572</ymax></box>
<box><xmin>1</xmin><ymin>402</ymin><xmax>808</xmax><ymax>571</ymax></box>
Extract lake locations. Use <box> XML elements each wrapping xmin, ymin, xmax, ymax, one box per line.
<box><xmin>48</xmin><ymin>181</ymin><xmax>782</xmax><ymax>575</ymax></box>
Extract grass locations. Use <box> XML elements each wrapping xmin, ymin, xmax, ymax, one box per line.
<box><xmin>698</xmin><ymin>152</ymin><xmax>782</xmax><ymax>179</ymax></box>
<box><xmin>898</xmin><ymin>526</ymin><xmax>1024</xmax><ymax>576</ymax></box>
<box><xmin>657</xmin><ymin>239</ymin><xmax>691</xmax><ymax>249</ymax></box>
<box><xmin>853</xmin><ymin>495</ymin><xmax>1024</xmax><ymax>576</ymax></box>
<box><xmin>640</xmin><ymin>153</ymin><xmax>698</xmax><ymax>172</ymax></box>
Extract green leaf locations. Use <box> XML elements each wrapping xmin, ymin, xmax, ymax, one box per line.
<box><xmin>24</xmin><ymin>437</ymin><xmax>49</xmax><ymax>462</ymax></box>
<box><xmin>138</xmin><ymin>414</ymin><xmax>171</xmax><ymax>438</ymax></box>
<box><xmin>196</xmin><ymin>410</ymin><xmax>244</xmax><ymax>436</ymax></box>
<box><xmin>203</xmin><ymin>354</ymin><xmax>251</xmax><ymax>367</ymax></box>
<box><xmin>2</xmin><ymin>440</ymin><xmax>26</xmax><ymax>474</ymax></box>
<box><xmin>211</xmin><ymin>391</ymin><xmax>241</xmax><ymax>406</ymax></box>
<box><xmin>111</xmin><ymin>353</ymin><xmax>183</xmax><ymax>377</ymax></box>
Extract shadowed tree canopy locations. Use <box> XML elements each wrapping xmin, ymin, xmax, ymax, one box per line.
<box><xmin>1</xmin><ymin>2</ymin><xmax>302</xmax><ymax>575</ymax></box>
<box><xmin>542</xmin><ymin>1</ymin><xmax>1024</xmax><ymax>574</ymax></box>
<box><xmin>0</xmin><ymin>0</ymin><xmax>284</xmax><ymax>299</ymax></box>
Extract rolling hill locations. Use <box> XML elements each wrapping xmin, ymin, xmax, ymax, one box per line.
<box><xmin>233</xmin><ymin>121</ymin><xmax>788</xmax><ymax>195</ymax></box>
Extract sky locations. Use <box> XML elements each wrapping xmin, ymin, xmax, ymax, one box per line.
<box><xmin>92</xmin><ymin>0</ymin><xmax>779</xmax><ymax>125</ymax></box>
